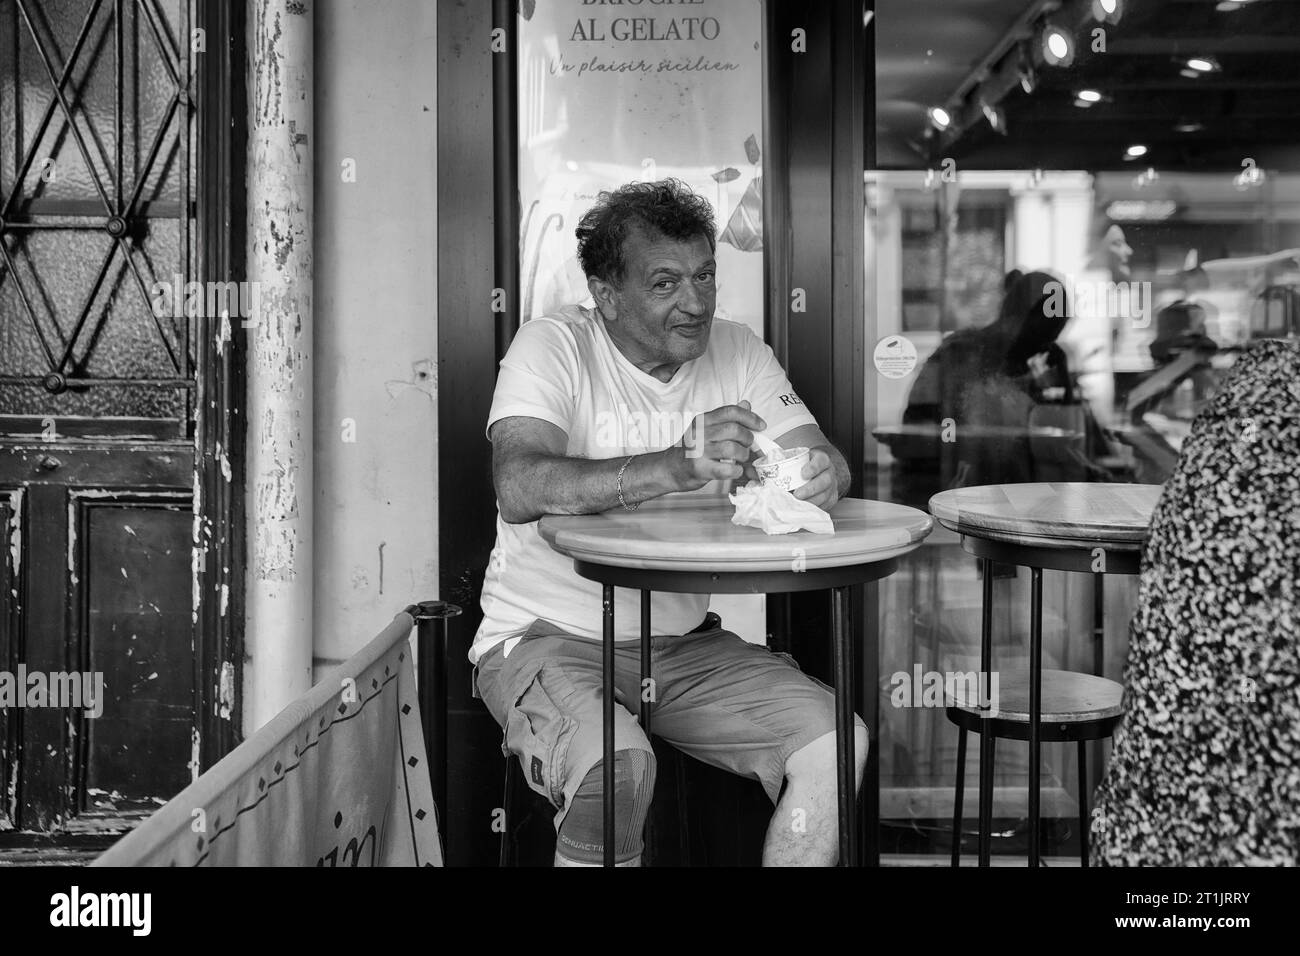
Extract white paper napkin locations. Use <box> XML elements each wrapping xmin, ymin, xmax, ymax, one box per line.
<box><xmin>728</xmin><ymin>481</ymin><xmax>835</xmax><ymax>535</ymax></box>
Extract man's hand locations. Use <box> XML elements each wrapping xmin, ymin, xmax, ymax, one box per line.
<box><xmin>791</xmin><ymin>446</ymin><xmax>842</xmax><ymax>511</ymax></box>
<box><xmin>665</xmin><ymin>401</ymin><xmax>767</xmax><ymax>492</ymax></box>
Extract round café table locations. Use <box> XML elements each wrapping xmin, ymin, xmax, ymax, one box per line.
<box><xmin>539</xmin><ymin>495</ymin><xmax>933</xmax><ymax>867</ymax></box>
<box><xmin>927</xmin><ymin>482</ymin><xmax>1161</xmax><ymax>866</ymax></box>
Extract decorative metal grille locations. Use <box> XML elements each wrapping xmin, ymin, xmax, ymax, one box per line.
<box><xmin>0</xmin><ymin>0</ymin><xmax>195</xmax><ymax>424</ymax></box>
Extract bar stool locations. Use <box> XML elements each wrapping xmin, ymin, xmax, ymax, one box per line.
<box><xmin>948</xmin><ymin>668</ymin><xmax>1124</xmax><ymax>866</ymax></box>
<box><xmin>928</xmin><ymin>482</ymin><xmax>1159</xmax><ymax>866</ymax></box>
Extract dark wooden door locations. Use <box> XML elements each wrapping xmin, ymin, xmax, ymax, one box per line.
<box><xmin>0</xmin><ymin>0</ymin><xmax>240</xmax><ymax>843</ymax></box>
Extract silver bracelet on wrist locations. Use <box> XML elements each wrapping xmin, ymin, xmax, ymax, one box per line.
<box><xmin>616</xmin><ymin>455</ymin><xmax>640</xmax><ymax>511</ymax></box>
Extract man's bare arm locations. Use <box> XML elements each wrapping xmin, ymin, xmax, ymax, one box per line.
<box><xmin>491</xmin><ymin>404</ymin><xmax>767</xmax><ymax>524</ymax></box>
<box><xmin>491</xmin><ymin>416</ymin><xmax>679</xmax><ymax>523</ymax></box>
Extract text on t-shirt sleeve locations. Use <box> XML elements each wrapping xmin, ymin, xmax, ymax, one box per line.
<box><xmin>740</xmin><ymin>326</ymin><xmax>819</xmax><ymax>439</ymax></box>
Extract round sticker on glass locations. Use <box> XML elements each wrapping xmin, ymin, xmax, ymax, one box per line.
<box><xmin>873</xmin><ymin>335</ymin><xmax>918</xmax><ymax>379</ymax></box>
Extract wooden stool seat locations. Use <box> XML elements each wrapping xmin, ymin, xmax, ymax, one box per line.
<box><xmin>947</xmin><ymin>669</ymin><xmax>1124</xmax><ymax>723</ymax></box>
<box><xmin>947</xmin><ymin>668</ymin><xmax>1127</xmax><ymax>865</ymax></box>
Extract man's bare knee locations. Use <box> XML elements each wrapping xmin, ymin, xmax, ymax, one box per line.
<box><xmin>785</xmin><ymin>722</ymin><xmax>869</xmax><ymax>785</ymax></box>
<box><xmin>785</xmin><ymin>722</ymin><xmax>870</xmax><ymax>772</ymax></box>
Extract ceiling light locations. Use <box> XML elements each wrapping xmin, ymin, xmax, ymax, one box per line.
<box><xmin>1077</xmin><ymin>89</ymin><xmax>1103</xmax><ymax>103</ymax></box>
<box><xmin>1020</xmin><ymin>62</ymin><xmax>1038</xmax><ymax>94</ymax></box>
<box><xmin>1106</xmin><ymin>200</ymin><xmax>1177</xmax><ymax>221</ymax></box>
<box><xmin>1216</xmin><ymin>0</ymin><xmax>1256</xmax><ymax>11</ymax></box>
<box><xmin>1125</xmin><ymin>144</ymin><xmax>1148</xmax><ymax>160</ymax></box>
<box><xmin>982</xmin><ymin>103</ymin><xmax>1007</xmax><ymax>134</ymax></box>
<box><xmin>1186</xmin><ymin>57</ymin><xmax>1219</xmax><ymax>73</ymax></box>
<box><xmin>928</xmin><ymin>106</ymin><xmax>951</xmax><ymax>130</ymax></box>
<box><xmin>1092</xmin><ymin>0</ymin><xmax>1124</xmax><ymax>24</ymax></box>
<box><xmin>1041</xmin><ymin>26</ymin><xmax>1075</xmax><ymax>67</ymax></box>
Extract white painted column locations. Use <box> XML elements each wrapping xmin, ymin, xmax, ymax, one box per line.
<box><xmin>1010</xmin><ymin>172</ymin><xmax>1095</xmax><ymax>276</ymax></box>
<box><xmin>244</xmin><ymin>0</ymin><xmax>314</xmax><ymax>733</ymax></box>
<box><xmin>1012</xmin><ymin>187</ymin><xmax>1054</xmax><ymax>272</ymax></box>
<box><xmin>1051</xmin><ymin>179</ymin><xmax>1096</xmax><ymax>281</ymax></box>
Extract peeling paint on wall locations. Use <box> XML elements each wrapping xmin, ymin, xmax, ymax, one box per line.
<box><xmin>216</xmin><ymin>311</ymin><xmax>232</xmax><ymax>356</ymax></box>
<box><xmin>218</xmin><ymin>661</ymin><xmax>235</xmax><ymax>721</ymax></box>
<box><xmin>189</xmin><ymin>727</ymin><xmax>202</xmax><ymax>784</ymax></box>
<box><xmin>192</xmin><ymin>463</ymin><xmax>211</xmax><ymax>626</ymax></box>
<box><xmin>66</xmin><ymin>498</ymin><xmax>78</xmax><ymax>587</ymax></box>
<box><xmin>252</xmin><ymin>0</ymin><xmax>284</xmax><ymax>127</ymax></box>
<box><xmin>192</xmin><ymin>544</ymin><xmax>205</xmax><ymax>626</ymax></box>
<box><xmin>253</xmin><ymin>456</ymin><xmax>300</xmax><ymax>582</ymax></box>
<box><xmin>5</xmin><ymin>490</ymin><xmax>22</xmax><ymax>592</ymax></box>
<box><xmin>245</xmin><ymin>0</ymin><xmax>315</xmax><ymax>732</ymax></box>
<box><xmin>249</xmin><ymin>42</ymin><xmax>312</xmax><ymax>587</ymax></box>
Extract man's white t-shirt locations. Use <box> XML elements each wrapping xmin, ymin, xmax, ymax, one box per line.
<box><xmin>470</xmin><ymin>304</ymin><xmax>818</xmax><ymax>664</ymax></box>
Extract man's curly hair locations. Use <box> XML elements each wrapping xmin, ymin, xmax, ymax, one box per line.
<box><xmin>575</xmin><ymin>178</ymin><xmax>717</xmax><ymax>284</ymax></box>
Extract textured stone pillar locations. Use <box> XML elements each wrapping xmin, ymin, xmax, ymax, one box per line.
<box><xmin>244</xmin><ymin>0</ymin><xmax>313</xmax><ymax>732</ymax></box>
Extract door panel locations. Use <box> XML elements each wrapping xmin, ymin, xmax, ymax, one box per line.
<box><xmin>0</xmin><ymin>458</ymin><xmax>194</xmax><ymax>834</ymax></box>
<box><xmin>80</xmin><ymin>498</ymin><xmax>193</xmax><ymax>824</ymax></box>
<box><xmin>14</xmin><ymin>481</ymin><xmax>68</xmax><ymax>831</ymax></box>
<box><xmin>0</xmin><ymin>0</ymin><xmax>236</xmax><ymax>842</ymax></box>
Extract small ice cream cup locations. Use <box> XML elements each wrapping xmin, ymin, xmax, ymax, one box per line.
<box><xmin>754</xmin><ymin>446</ymin><xmax>811</xmax><ymax>491</ymax></box>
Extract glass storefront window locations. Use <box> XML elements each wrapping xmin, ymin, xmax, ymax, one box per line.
<box><xmin>870</xmin><ymin>0</ymin><xmax>1299</xmax><ymax>861</ymax></box>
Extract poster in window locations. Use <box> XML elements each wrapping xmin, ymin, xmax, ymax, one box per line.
<box><xmin>518</xmin><ymin>0</ymin><xmax>766</xmax><ymax>335</ymax></box>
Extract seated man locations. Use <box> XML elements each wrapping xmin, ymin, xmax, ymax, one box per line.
<box><xmin>472</xmin><ymin>178</ymin><xmax>865</xmax><ymax>867</ymax></box>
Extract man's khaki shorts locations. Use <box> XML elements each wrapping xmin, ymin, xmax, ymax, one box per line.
<box><xmin>474</xmin><ymin>616</ymin><xmax>843</xmax><ymax>830</ymax></box>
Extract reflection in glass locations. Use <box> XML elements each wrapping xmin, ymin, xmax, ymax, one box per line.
<box><xmin>870</xmin><ymin>0</ymin><xmax>1299</xmax><ymax>862</ymax></box>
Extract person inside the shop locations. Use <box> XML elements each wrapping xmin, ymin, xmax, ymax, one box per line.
<box><xmin>471</xmin><ymin>178</ymin><xmax>862</xmax><ymax>866</ymax></box>
<box><xmin>895</xmin><ymin>269</ymin><xmax>1114</xmax><ymax>510</ymax></box>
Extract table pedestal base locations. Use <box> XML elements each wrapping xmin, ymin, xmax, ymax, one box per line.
<box><xmin>587</xmin><ymin>559</ymin><xmax>902</xmax><ymax>867</ymax></box>
<box><xmin>961</xmin><ymin>541</ymin><xmax>1138</xmax><ymax>867</ymax></box>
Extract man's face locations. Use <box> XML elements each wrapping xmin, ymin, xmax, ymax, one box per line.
<box><xmin>592</xmin><ymin>227</ymin><xmax>716</xmax><ymax>375</ymax></box>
